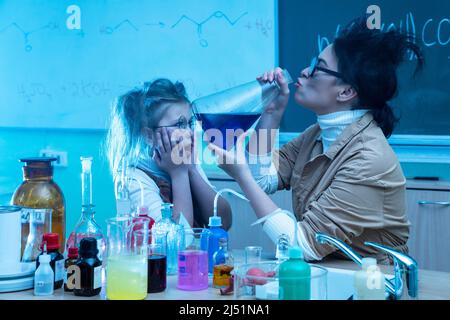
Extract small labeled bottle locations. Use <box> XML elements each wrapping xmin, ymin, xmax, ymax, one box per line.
<box><xmin>34</xmin><ymin>244</ymin><xmax>54</xmax><ymax>296</ymax></box>
<box><xmin>73</xmin><ymin>237</ymin><xmax>102</xmax><ymax>297</ymax></box>
<box><xmin>36</xmin><ymin>233</ymin><xmax>65</xmax><ymax>289</ymax></box>
<box><xmin>279</xmin><ymin>246</ymin><xmax>311</xmax><ymax>300</ymax></box>
<box><xmin>354</xmin><ymin>257</ymin><xmax>385</xmax><ymax>300</ymax></box>
<box><xmin>64</xmin><ymin>247</ymin><xmax>79</xmax><ymax>292</ymax></box>
<box><xmin>212</xmin><ymin>238</ymin><xmax>234</xmax><ymax>289</ymax></box>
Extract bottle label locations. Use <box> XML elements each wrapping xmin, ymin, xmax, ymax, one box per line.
<box><xmin>93</xmin><ymin>266</ymin><xmax>102</xmax><ymax>289</ymax></box>
<box><xmin>21</xmin><ymin>208</ymin><xmax>31</xmax><ymax>224</ymax></box>
<box><xmin>97</xmin><ymin>239</ymin><xmax>104</xmax><ymax>261</ymax></box>
<box><xmin>21</xmin><ymin>208</ymin><xmax>52</xmax><ymax>227</ymax></box>
<box><xmin>55</xmin><ymin>259</ymin><xmax>65</xmax><ymax>281</ymax></box>
<box><xmin>213</xmin><ymin>264</ymin><xmax>233</xmax><ymax>288</ymax></box>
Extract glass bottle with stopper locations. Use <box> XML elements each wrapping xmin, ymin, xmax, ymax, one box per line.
<box><xmin>65</xmin><ymin>157</ymin><xmax>105</xmax><ymax>260</ymax></box>
<box><xmin>12</xmin><ymin>157</ymin><xmax>66</xmax><ymax>255</ymax></box>
<box><xmin>193</xmin><ymin>69</ymin><xmax>293</xmax><ymax>150</ymax></box>
<box><xmin>152</xmin><ymin>203</ymin><xmax>184</xmax><ymax>275</ymax></box>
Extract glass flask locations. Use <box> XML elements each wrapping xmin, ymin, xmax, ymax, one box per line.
<box><xmin>152</xmin><ymin>203</ymin><xmax>185</xmax><ymax>275</ymax></box>
<box><xmin>12</xmin><ymin>157</ymin><xmax>65</xmax><ymax>255</ymax></box>
<box><xmin>65</xmin><ymin>157</ymin><xmax>105</xmax><ymax>261</ymax></box>
<box><xmin>193</xmin><ymin>69</ymin><xmax>293</xmax><ymax>150</ymax></box>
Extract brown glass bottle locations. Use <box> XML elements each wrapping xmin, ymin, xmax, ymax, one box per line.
<box><xmin>12</xmin><ymin>157</ymin><xmax>66</xmax><ymax>255</ymax></box>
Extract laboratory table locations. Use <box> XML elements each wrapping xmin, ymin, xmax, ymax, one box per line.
<box><xmin>1</xmin><ymin>256</ymin><xmax>450</xmax><ymax>300</ymax></box>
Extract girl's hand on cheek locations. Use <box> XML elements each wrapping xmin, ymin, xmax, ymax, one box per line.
<box><xmin>153</xmin><ymin>128</ymin><xmax>189</xmax><ymax>177</ymax></box>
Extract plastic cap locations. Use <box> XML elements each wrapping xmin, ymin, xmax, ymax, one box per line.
<box><xmin>208</xmin><ymin>215</ymin><xmax>222</xmax><ymax>227</ymax></box>
<box><xmin>137</xmin><ymin>206</ymin><xmax>149</xmax><ymax>216</ymax></box>
<box><xmin>161</xmin><ymin>203</ymin><xmax>173</xmax><ymax>218</ymax></box>
<box><xmin>68</xmin><ymin>247</ymin><xmax>79</xmax><ymax>259</ymax></box>
<box><xmin>361</xmin><ymin>257</ymin><xmax>377</xmax><ymax>270</ymax></box>
<box><xmin>41</xmin><ymin>233</ymin><xmax>59</xmax><ymax>251</ymax></box>
<box><xmin>288</xmin><ymin>246</ymin><xmax>304</xmax><ymax>259</ymax></box>
<box><xmin>39</xmin><ymin>253</ymin><xmax>51</xmax><ymax>263</ymax></box>
<box><xmin>79</xmin><ymin>237</ymin><xmax>99</xmax><ymax>257</ymax></box>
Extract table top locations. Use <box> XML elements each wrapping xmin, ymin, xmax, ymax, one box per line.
<box><xmin>2</xmin><ymin>255</ymin><xmax>450</xmax><ymax>300</ymax></box>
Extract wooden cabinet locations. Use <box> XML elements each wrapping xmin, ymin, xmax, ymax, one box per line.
<box><xmin>406</xmin><ymin>182</ymin><xmax>450</xmax><ymax>272</ymax></box>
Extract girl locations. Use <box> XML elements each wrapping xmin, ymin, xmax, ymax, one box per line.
<box><xmin>106</xmin><ymin>78</ymin><xmax>232</xmax><ymax>230</ymax></box>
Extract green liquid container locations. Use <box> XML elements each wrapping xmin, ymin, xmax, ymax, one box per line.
<box><xmin>278</xmin><ymin>246</ymin><xmax>311</xmax><ymax>300</ymax></box>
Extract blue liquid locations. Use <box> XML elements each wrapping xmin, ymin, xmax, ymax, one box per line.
<box><xmin>197</xmin><ymin>113</ymin><xmax>261</xmax><ymax>150</ymax></box>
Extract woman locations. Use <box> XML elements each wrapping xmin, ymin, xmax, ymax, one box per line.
<box><xmin>209</xmin><ymin>18</ymin><xmax>424</xmax><ymax>263</ymax></box>
<box><xmin>106</xmin><ymin>78</ymin><xmax>232</xmax><ymax>230</ymax></box>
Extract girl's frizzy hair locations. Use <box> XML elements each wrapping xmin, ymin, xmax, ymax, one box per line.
<box><xmin>105</xmin><ymin>78</ymin><xmax>190</xmax><ymax>175</ymax></box>
<box><xmin>333</xmin><ymin>16</ymin><xmax>425</xmax><ymax>137</ymax></box>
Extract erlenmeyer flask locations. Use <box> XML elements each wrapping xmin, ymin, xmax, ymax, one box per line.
<box><xmin>193</xmin><ymin>69</ymin><xmax>293</xmax><ymax>150</ymax></box>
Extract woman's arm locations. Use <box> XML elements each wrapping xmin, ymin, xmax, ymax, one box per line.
<box><xmin>208</xmin><ymin>138</ymin><xmax>320</xmax><ymax>261</ymax></box>
<box><xmin>233</xmin><ymin>169</ymin><xmax>279</xmax><ymax>219</ymax></box>
<box><xmin>188</xmin><ymin>166</ymin><xmax>232</xmax><ymax>230</ymax></box>
<box><xmin>208</xmin><ymin>133</ymin><xmax>278</xmax><ymax>220</ymax></box>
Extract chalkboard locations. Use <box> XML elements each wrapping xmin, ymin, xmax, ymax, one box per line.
<box><xmin>278</xmin><ymin>0</ymin><xmax>450</xmax><ymax>135</ymax></box>
<box><xmin>0</xmin><ymin>0</ymin><xmax>276</xmax><ymax>129</ymax></box>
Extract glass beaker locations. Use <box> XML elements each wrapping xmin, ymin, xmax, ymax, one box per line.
<box><xmin>22</xmin><ymin>209</ymin><xmax>52</xmax><ymax>262</ymax></box>
<box><xmin>193</xmin><ymin>69</ymin><xmax>293</xmax><ymax>150</ymax></box>
<box><xmin>146</xmin><ymin>229</ymin><xmax>167</xmax><ymax>293</ymax></box>
<box><xmin>105</xmin><ymin>216</ymin><xmax>148</xmax><ymax>300</ymax></box>
<box><xmin>177</xmin><ymin>228</ymin><xmax>211</xmax><ymax>291</ymax></box>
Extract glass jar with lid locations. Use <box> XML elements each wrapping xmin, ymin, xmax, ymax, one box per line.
<box><xmin>12</xmin><ymin>157</ymin><xmax>66</xmax><ymax>257</ymax></box>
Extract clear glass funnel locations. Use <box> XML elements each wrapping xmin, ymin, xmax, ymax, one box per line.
<box><xmin>193</xmin><ymin>69</ymin><xmax>293</xmax><ymax>150</ymax></box>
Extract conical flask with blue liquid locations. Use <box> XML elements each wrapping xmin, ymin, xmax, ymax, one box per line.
<box><xmin>193</xmin><ymin>69</ymin><xmax>293</xmax><ymax>150</ymax></box>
